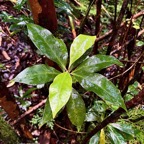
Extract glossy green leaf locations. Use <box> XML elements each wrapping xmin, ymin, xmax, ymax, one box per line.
<box><xmin>92</xmin><ymin>100</ymin><xmax>108</xmax><ymax>113</ymax></box>
<box><xmin>85</xmin><ymin>110</ymin><xmax>100</xmax><ymax>122</ymax></box>
<box><xmin>110</xmin><ymin>123</ymin><xmax>136</xmax><ymax>137</ymax></box>
<box><xmin>69</xmin><ymin>47</ymin><xmax>92</xmax><ymax>71</ymax></box>
<box><xmin>49</xmin><ymin>72</ymin><xmax>72</xmax><ymax>118</ymax></box>
<box><xmin>14</xmin><ymin>64</ymin><xmax>60</xmax><ymax>85</ymax></box>
<box><xmin>69</xmin><ymin>34</ymin><xmax>96</xmax><ymax>67</ymax></box>
<box><xmin>72</xmin><ymin>55</ymin><xmax>123</xmax><ymax>76</ymax></box>
<box><xmin>85</xmin><ymin>100</ymin><xmax>108</xmax><ymax>122</ymax></box>
<box><xmin>27</xmin><ymin>23</ymin><xmax>68</xmax><ymax>71</ymax></box>
<box><xmin>40</xmin><ymin>99</ymin><xmax>53</xmax><ymax>127</ymax></box>
<box><xmin>76</xmin><ymin>74</ymin><xmax>126</xmax><ymax>111</ymax></box>
<box><xmin>54</xmin><ymin>0</ymin><xmax>73</xmax><ymax>15</ymax></box>
<box><xmin>89</xmin><ymin>131</ymin><xmax>100</xmax><ymax>144</ymax></box>
<box><xmin>107</xmin><ymin>125</ymin><xmax>127</xmax><ymax>144</ymax></box>
<box><xmin>66</xmin><ymin>89</ymin><xmax>86</xmax><ymax>131</ymax></box>
<box><xmin>72</xmin><ymin>75</ymin><xmax>78</xmax><ymax>83</ymax></box>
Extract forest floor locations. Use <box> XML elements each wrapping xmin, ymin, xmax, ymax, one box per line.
<box><xmin>0</xmin><ymin>1</ymin><xmax>69</xmax><ymax>143</ymax></box>
<box><xmin>0</xmin><ymin>1</ymin><xmax>144</xmax><ymax>144</ymax></box>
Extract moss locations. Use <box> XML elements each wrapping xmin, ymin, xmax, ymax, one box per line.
<box><xmin>0</xmin><ymin>116</ymin><xmax>20</xmax><ymax>144</ymax></box>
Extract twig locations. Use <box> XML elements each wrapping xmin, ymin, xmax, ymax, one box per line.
<box><xmin>106</xmin><ymin>0</ymin><xmax>129</xmax><ymax>55</ymax></box>
<box><xmin>69</xmin><ymin>0</ymin><xmax>83</xmax><ymax>6</ymax></box>
<box><xmin>93</xmin><ymin>0</ymin><xmax>102</xmax><ymax>54</ymax></box>
<box><xmin>55</xmin><ymin>123</ymin><xmax>87</xmax><ymax>134</ymax></box>
<box><xmin>95</xmin><ymin>10</ymin><xmax>144</xmax><ymax>43</ymax></box>
<box><xmin>138</xmin><ymin>29</ymin><xmax>144</xmax><ymax>37</ymax></box>
<box><xmin>2</xmin><ymin>50</ymin><xmax>11</xmax><ymax>60</ymax></box>
<box><xmin>68</xmin><ymin>16</ymin><xmax>77</xmax><ymax>38</ymax></box>
<box><xmin>12</xmin><ymin>99</ymin><xmax>47</xmax><ymax>125</ymax></box>
<box><xmin>109</xmin><ymin>52</ymin><xmax>144</xmax><ymax>80</ymax></box>
<box><xmin>120</xmin><ymin>60</ymin><xmax>144</xmax><ymax>64</ymax></box>
<box><xmin>110</xmin><ymin>30</ymin><xmax>144</xmax><ymax>55</ymax></box>
<box><xmin>79</xmin><ymin>0</ymin><xmax>96</xmax><ymax>34</ymax></box>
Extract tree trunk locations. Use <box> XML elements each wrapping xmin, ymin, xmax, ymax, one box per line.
<box><xmin>28</xmin><ymin>0</ymin><xmax>58</xmax><ymax>33</ymax></box>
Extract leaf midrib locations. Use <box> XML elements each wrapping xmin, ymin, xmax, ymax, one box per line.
<box><xmin>74</xmin><ymin>74</ymin><xmax>121</xmax><ymax>107</ymax></box>
<box><xmin>29</xmin><ymin>26</ymin><xmax>66</xmax><ymax>70</ymax></box>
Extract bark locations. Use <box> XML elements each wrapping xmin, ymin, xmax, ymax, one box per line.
<box><xmin>94</xmin><ymin>10</ymin><xmax>144</xmax><ymax>43</ymax></box>
<box><xmin>79</xmin><ymin>0</ymin><xmax>96</xmax><ymax>34</ymax></box>
<box><xmin>93</xmin><ymin>0</ymin><xmax>102</xmax><ymax>54</ymax></box>
<box><xmin>28</xmin><ymin>0</ymin><xmax>57</xmax><ymax>33</ymax></box>
<box><xmin>106</xmin><ymin>0</ymin><xmax>129</xmax><ymax>55</ymax></box>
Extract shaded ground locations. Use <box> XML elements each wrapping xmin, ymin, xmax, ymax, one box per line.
<box><xmin>0</xmin><ymin>1</ymin><xmax>144</xmax><ymax>144</ymax></box>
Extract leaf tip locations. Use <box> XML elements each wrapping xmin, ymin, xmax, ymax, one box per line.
<box><xmin>7</xmin><ymin>79</ymin><xmax>15</xmax><ymax>87</ymax></box>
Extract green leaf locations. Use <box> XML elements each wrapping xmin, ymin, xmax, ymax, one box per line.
<box><xmin>0</xmin><ymin>63</ymin><xmax>5</xmax><ymax>69</ymax></box>
<box><xmin>69</xmin><ymin>47</ymin><xmax>92</xmax><ymax>71</ymax></box>
<box><xmin>72</xmin><ymin>55</ymin><xmax>123</xmax><ymax>76</ymax></box>
<box><xmin>133</xmin><ymin>25</ymin><xmax>140</xmax><ymax>29</ymax></box>
<box><xmin>85</xmin><ymin>110</ymin><xmax>100</xmax><ymax>122</ymax></box>
<box><xmin>23</xmin><ymin>87</ymin><xmax>37</xmax><ymax>98</ymax></box>
<box><xmin>107</xmin><ymin>125</ymin><xmax>127</xmax><ymax>144</ymax></box>
<box><xmin>76</xmin><ymin>74</ymin><xmax>126</xmax><ymax>111</ymax></box>
<box><xmin>66</xmin><ymin>89</ymin><xmax>86</xmax><ymax>131</ymax></box>
<box><xmin>89</xmin><ymin>131</ymin><xmax>100</xmax><ymax>144</ymax></box>
<box><xmin>39</xmin><ymin>99</ymin><xmax>53</xmax><ymax>127</ymax></box>
<box><xmin>69</xmin><ymin>34</ymin><xmax>96</xmax><ymax>67</ymax></box>
<box><xmin>14</xmin><ymin>64</ymin><xmax>60</xmax><ymax>85</ymax></box>
<box><xmin>136</xmin><ymin>40</ymin><xmax>144</xmax><ymax>46</ymax></box>
<box><xmin>92</xmin><ymin>100</ymin><xmax>108</xmax><ymax>113</ymax></box>
<box><xmin>54</xmin><ymin>0</ymin><xmax>73</xmax><ymax>15</ymax></box>
<box><xmin>85</xmin><ymin>100</ymin><xmax>108</xmax><ymax>122</ymax></box>
<box><xmin>49</xmin><ymin>72</ymin><xmax>72</xmax><ymax>118</ymax></box>
<box><xmin>15</xmin><ymin>0</ymin><xmax>27</xmax><ymax>10</ymax></box>
<box><xmin>110</xmin><ymin>123</ymin><xmax>136</xmax><ymax>137</ymax></box>
<box><xmin>27</xmin><ymin>23</ymin><xmax>68</xmax><ymax>71</ymax></box>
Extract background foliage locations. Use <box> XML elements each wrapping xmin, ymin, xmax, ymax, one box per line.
<box><xmin>0</xmin><ymin>0</ymin><xmax>143</xmax><ymax>143</ymax></box>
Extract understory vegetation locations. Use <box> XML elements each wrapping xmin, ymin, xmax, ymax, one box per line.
<box><xmin>0</xmin><ymin>0</ymin><xmax>143</xmax><ymax>143</ymax></box>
